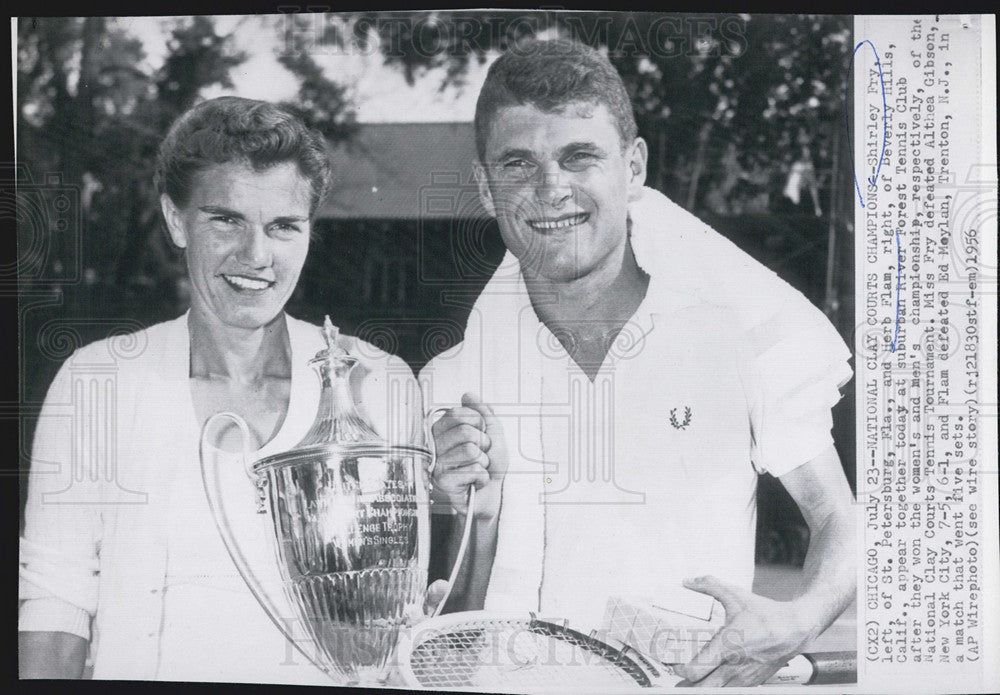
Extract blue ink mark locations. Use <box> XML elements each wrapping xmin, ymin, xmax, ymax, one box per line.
<box><xmin>845</xmin><ymin>40</ymin><xmax>888</xmax><ymax>207</ymax></box>
<box><xmin>891</xmin><ymin>229</ymin><xmax>901</xmax><ymax>352</ymax></box>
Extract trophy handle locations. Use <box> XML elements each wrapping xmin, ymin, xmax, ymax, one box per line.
<box><xmin>425</xmin><ymin>408</ymin><xmax>477</xmax><ymax>618</ymax></box>
<box><xmin>198</xmin><ymin>412</ymin><xmax>333</xmax><ymax>679</ymax></box>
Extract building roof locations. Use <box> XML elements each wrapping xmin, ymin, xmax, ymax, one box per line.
<box><xmin>318</xmin><ymin>122</ymin><xmax>488</xmax><ymax>220</ymax></box>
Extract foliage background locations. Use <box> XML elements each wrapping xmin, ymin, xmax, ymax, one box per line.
<box><xmin>16</xmin><ymin>12</ymin><xmax>856</xmax><ymax>566</ymax></box>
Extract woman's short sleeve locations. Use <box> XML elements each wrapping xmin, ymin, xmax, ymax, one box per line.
<box><xmin>19</xmin><ymin>352</ymin><xmax>103</xmax><ymax>639</ymax></box>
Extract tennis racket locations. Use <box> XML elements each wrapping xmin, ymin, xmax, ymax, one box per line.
<box><xmin>397</xmin><ymin>611</ymin><xmax>856</xmax><ymax>689</ymax></box>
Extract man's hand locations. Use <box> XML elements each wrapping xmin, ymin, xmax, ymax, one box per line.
<box><xmin>674</xmin><ymin>576</ymin><xmax>815</xmax><ymax>687</ymax></box>
<box><xmin>430</xmin><ymin>393</ymin><xmax>508</xmax><ymax>520</ymax></box>
<box><xmin>423</xmin><ymin>579</ymin><xmax>449</xmax><ymax>616</ymax></box>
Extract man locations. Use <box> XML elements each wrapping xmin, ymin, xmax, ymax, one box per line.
<box><xmin>420</xmin><ymin>38</ymin><xmax>855</xmax><ymax>687</ymax></box>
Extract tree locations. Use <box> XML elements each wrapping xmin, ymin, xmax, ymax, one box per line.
<box><xmin>353</xmin><ymin>11</ymin><xmax>856</xmax><ymax>331</ymax></box>
<box><xmin>274</xmin><ymin>15</ymin><xmax>356</xmax><ymax>140</ymax></box>
<box><xmin>17</xmin><ymin>15</ymin><xmax>362</xmax><ymax>525</ymax></box>
<box><xmin>349</xmin><ymin>12</ymin><xmax>858</xmax><ymax>563</ymax></box>
<box><xmin>18</xmin><ymin>17</ymin><xmax>246</xmax><ymax>299</ymax></box>
<box><xmin>349</xmin><ymin>12</ymin><xmax>851</xmax><ymax>214</ymax></box>
<box><xmin>17</xmin><ymin>15</ymin><xmax>361</xmax><ymax>296</ymax></box>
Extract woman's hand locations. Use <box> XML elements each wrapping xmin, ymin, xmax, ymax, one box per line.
<box><xmin>430</xmin><ymin>393</ymin><xmax>508</xmax><ymax>520</ymax></box>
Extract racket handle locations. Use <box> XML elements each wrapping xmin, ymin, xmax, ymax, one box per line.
<box><xmin>424</xmin><ymin>406</ymin><xmax>480</xmax><ymax>617</ymax></box>
<box><xmin>803</xmin><ymin>651</ymin><xmax>857</xmax><ymax>685</ymax></box>
<box><xmin>763</xmin><ymin>651</ymin><xmax>857</xmax><ymax>685</ymax></box>
<box><xmin>432</xmin><ymin>485</ymin><xmax>476</xmax><ymax>617</ymax></box>
<box><xmin>762</xmin><ymin>655</ymin><xmax>814</xmax><ymax>685</ymax></box>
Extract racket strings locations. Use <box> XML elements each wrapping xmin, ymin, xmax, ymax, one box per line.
<box><xmin>407</xmin><ymin>618</ymin><xmax>649</xmax><ymax>689</ymax></box>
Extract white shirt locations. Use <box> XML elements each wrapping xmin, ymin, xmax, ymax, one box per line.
<box><xmin>154</xmin><ymin>364</ymin><xmax>331</xmax><ymax>684</ymax></box>
<box><xmin>534</xmin><ymin>282</ymin><xmax>761</xmax><ymax>627</ymax></box>
<box><xmin>19</xmin><ymin>312</ymin><xmax>417</xmax><ymax>682</ymax></box>
<box><xmin>419</xmin><ymin>186</ymin><xmax>853</xmax><ymax>629</ymax></box>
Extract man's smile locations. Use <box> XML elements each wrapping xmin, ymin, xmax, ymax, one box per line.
<box><xmin>221</xmin><ymin>273</ymin><xmax>275</xmax><ymax>291</ymax></box>
<box><xmin>526</xmin><ymin>212</ymin><xmax>589</xmax><ymax>232</ymax></box>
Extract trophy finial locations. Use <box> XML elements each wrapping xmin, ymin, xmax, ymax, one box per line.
<box><xmin>304</xmin><ymin>316</ymin><xmax>380</xmax><ymax>445</ymax></box>
<box><xmin>323</xmin><ymin>315</ymin><xmax>339</xmax><ymax>348</ymax></box>
<box><xmin>315</xmin><ymin>316</ymin><xmax>350</xmax><ymax>362</ymax></box>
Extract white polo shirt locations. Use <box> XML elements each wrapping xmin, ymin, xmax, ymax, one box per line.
<box><xmin>420</xmin><ymin>187</ymin><xmax>852</xmax><ymax>629</ymax></box>
<box><xmin>424</xmin><ymin>275</ymin><xmax>761</xmax><ymax>627</ymax></box>
<box><xmin>534</xmin><ymin>281</ymin><xmax>761</xmax><ymax>626</ymax></box>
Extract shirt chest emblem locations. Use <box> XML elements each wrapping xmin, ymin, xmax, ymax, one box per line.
<box><xmin>669</xmin><ymin>406</ymin><xmax>692</xmax><ymax>430</ymax></box>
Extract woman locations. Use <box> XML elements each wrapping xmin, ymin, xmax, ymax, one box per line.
<box><xmin>19</xmin><ymin>97</ymin><xmax>419</xmax><ymax>682</ymax></box>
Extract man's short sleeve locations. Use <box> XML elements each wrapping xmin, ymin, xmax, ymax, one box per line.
<box><xmin>629</xmin><ymin>187</ymin><xmax>853</xmax><ymax>477</ymax></box>
<box><xmin>743</xmin><ymin>297</ymin><xmax>853</xmax><ymax>477</ymax></box>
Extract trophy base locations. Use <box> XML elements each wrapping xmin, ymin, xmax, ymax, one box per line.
<box><xmin>287</xmin><ymin>566</ymin><xmax>426</xmax><ymax>684</ymax></box>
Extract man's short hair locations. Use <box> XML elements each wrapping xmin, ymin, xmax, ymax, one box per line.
<box><xmin>474</xmin><ymin>37</ymin><xmax>638</xmax><ymax>163</ymax></box>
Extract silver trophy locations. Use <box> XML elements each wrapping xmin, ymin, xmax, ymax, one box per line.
<box><xmin>199</xmin><ymin>318</ymin><xmax>445</xmax><ymax>685</ymax></box>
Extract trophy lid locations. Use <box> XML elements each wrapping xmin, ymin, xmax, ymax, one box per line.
<box><xmin>299</xmin><ymin>316</ymin><xmax>384</xmax><ymax>447</ymax></box>
<box><xmin>252</xmin><ymin>317</ymin><xmax>431</xmax><ymax>473</ymax></box>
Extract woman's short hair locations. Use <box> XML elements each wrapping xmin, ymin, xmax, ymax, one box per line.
<box><xmin>473</xmin><ymin>38</ymin><xmax>638</xmax><ymax>163</ymax></box>
<box><xmin>154</xmin><ymin>97</ymin><xmax>331</xmax><ymax>216</ymax></box>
